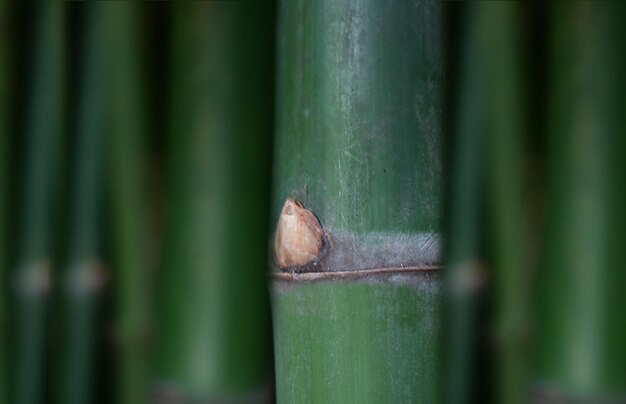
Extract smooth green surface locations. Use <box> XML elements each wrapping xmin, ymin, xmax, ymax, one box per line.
<box><xmin>272</xmin><ymin>273</ymin><xmax>442</xmax><ymax>404</ymax></box>
<box><xmin>156</xmin><ymin>2</ymin><xmax>274</xmax><ymax>400</ymax></box>
<box><xmin>273</xmin><ymin>0</ymin><xmax>443</xmax><ymax>234</ymax></box>
<box><xmin>478</xmin><ymin>4</ymin><xmax>531</xmax><ymax>404</ymax></box>
<box><xmin>14</xmin><ymin>3</ymin><xmax>64</xmax><ymax>404</ymax></box>
<box><xmin>441</xmin><ymin>4</ymin><xmax>487</xmax><ymax>403</ymax></box>
<box><xmin>444</xmin><ymin>5</ymin><xmax>533</xmax><ymax>404</ymax></box>
<box><xmin>537</xmin><ymin>2</ymin><xmax>626</xmax><ymax>398</ymax></box>
<box><xmin>0</xmin><ymin>1</ymin><xmax>11</xmax><ymax>401</ymax></box>
<box><xmin>103</xmin><ymin>3</ymin><xmax>151</xmax><ymax>404</ymax></box>
<box><xmin>57</xmin><ymin>5</ymin><xmax>107</xmax><ymax>404</ymax></box>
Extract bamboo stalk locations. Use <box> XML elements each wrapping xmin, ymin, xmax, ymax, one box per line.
<box><xmin>55</xmin><ymin>5</ymin><xmax>107</xmax><ymax>404</ymax></box>
<box><xmin>441</xmin><ymin>3</ymin><xmax>488</xmax><ymax>402</ymax></box>
<box><xmin>13</xmin><ymin>2</ymin><xmax>64</xmax><ymax>404</ymax></box>
<box><xmin>101</xmin><ymin>3</ymin><xmax>152</xmax><ymax>404</ymax></box>
<box><xmin>480</xmin><ymin>4</ymin><xmax>532</xmax><ymax>404</ymax></box>
<box><xmin>535</xmin><ymin>2</ymin><xmax>626</xmax><ymax>401</ymax></box>
<box><xmin>444</xmin><ymin>5</ymin><xmax>534</xmax><ymax>403</ymax></box>
<box><xmin>154</xmin><ymin>2</ymin><xmax>275</xmax><ymax>402</ymax></box>
<box><xmin>0</xmin><ymin>1</ymin><xmax>13</xmax><ymax>401</ymax></box>
<box><xmin>271</xmin><ymin>0</ymin><xmax>444</xmax><ymax>402</ymax></box>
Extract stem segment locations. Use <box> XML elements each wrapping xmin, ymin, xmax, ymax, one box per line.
<box><xmin>271</xmin><ymin>0</ymin><xmax>444</xmax><ymax>402</ymax></box>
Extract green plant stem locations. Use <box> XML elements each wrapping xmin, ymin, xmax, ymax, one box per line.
<box><xmin>271</xmin><ymin>0</ymin><xmax>444</xmax><ymax>402</ymax></box>
<box><xmin>444</xmin><ymin>5</ymin><xmax>533</xmax><ymax>403</ymax></box>
<box><xmin>272</xmin><ymin>271</ymin><xmax>441</xmax><ymax>403</ymax></box>
<box><xmin>480</xmin><ymin>4</ymin><xmax>531</xmax><ymax>404</ymax></box>
<box><xmin>14</xmin><ymin>2</ymin><xmax>65</xmax><ymax>404</ymax></box>
<box><xmin>0</xmin><ymin>1</ymin><xmax>13</xmax><ymax>401</ymax></box>
<box><xmin>155</xmin><ymin>2</ymin><xmax>275</xmax><ymax>402</ymax></box>
<box><xmin>101</xmin><ymin>3</ymin><xmax>152</xmax><ymax>404</ymax></box>
<box><xmin>57</xmin><ymin>5</ymin><xmax>107</xmax><ymax>404</ymax></box>
<box><xmin>536</xmin><ymin>2</ymin><xmax>626</xmax><ymax>400</ymax></box>
<box><xmin>441</xmin><ymin>4</ymin><xmax>488</xmax><ymax>402</ymax></box>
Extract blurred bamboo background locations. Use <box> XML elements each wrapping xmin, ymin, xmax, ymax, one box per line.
<box><xmin>0</xmin><ymin>2</ymin><xmax>624</xmax><ymax>404</ymax></box>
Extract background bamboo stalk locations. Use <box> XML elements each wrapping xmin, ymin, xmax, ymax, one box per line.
<box><xmin>0</xmin><ymin>1</ymin><xmax>13</xmax><ymax>401</ymax></box>
<box><xmin>441</xmin><ymin>3</ymin><xmax>488</xmax><ymax>402</ymax></box>
<box><xmin>102</xmin><ymin>3</ymin><xmax>152</xmax><ymax>404</ymax></box>
<box><xmin>55</xmin><ymin>4</ymin><xmax>107</xmax><ymax>404</ymax></box>
<box><xmin>271</xmin><ymin>0</ymin><xmax>444</xmax><ymax>402</ymax></box>
<box><xmin>535</xmin><ymin>2</ymin><xmax>626</xmax><ymax>400</ymax></box>
<box><xmin>154</xmin><ymin>2</ymin><xmax>275</xmax><ymax>402</ymax></box>
<box><xmin>12</xmin><ymin>3</ymin><xmax>64</xmax><ymax>404</ymax></box>
<box><xmin>480</xmin><ymin>4</ymin><xmax>532</xmax><ymax>404</ymax></box>
<box><xmin>444</xmin><ymin>4</ymin><xmax>537</xmax><ymax>403</ymax></box>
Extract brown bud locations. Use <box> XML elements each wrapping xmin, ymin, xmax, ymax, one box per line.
<box><xmin>273</xmin><ymin>198</ymin><xmax>325</xmax><ymax>269</ymax></box>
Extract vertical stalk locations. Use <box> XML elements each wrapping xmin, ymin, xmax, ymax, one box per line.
<box><xmin>57</xmin><ymin>5</ymin><xmax>107</xmax><ymax>404</ymax></box>
<box><xmin>536</xmin><ymin>2</ymin><xmax>626</xmax><ymax>400</ymax></box>
<box><xmin>13</xmin><ymin>2</ymin><xmax>64</xmax><ymax>404</ymax></box>
<box><xmin>154</xmin><ymin>2</ymin><xmax>275</xmax><ymax>402</ymax></box>
<box><xmin>444</xmin><ymin>4</ymin><xmax>533</xmax><ymax>403</ymax></box>
<box><xmin>102</xmin><ymin>3</ymin><xmax>151</xmax><ymax>404</ymax></box>
<box><xmin>481</xmin><ymin>4</ymin><xmax>531</xmax><ymax>404</ymax></box>
<box><xmin>271</xmin><ymin>0</ymin><xmax>444</xmax><ymax>402</ymax></box>
<box><xmin>441</xmin><ymin>3</ymin><xmax>488</xmax><ymax>403</ymax></box>
<box><xmin>0</xmin><ymin>1</ymin><xmax>13</xmax><ymax>401</ymax></box>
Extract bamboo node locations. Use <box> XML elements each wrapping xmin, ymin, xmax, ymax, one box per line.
<box><xmin>450</xmin><ymin>259</ymin><xmax>488</xmax><ymax>294</ymax></box>
<box><xmin>15</xmin><ymin>260</ymin><xmax>50</xmax><ymax>296</ymax></box>
<box><xmin>65</xmin><ymin>261</ymin><xmax>108</xmax><ymax>296</ymax></box>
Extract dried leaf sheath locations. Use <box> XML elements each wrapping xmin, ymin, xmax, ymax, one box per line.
<box><xmin>273</xmin><ymin>198</ymin><xmax>325</xmax><ymax>270</ymax></box>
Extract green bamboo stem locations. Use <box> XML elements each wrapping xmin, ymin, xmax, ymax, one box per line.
<box><xmin>13</xmin><ymin>2</ymin><xmax>64</xmax><ymax>404</ymax></box>
<box><xmin>154</xmin><ymin>2</ymin><xmax>274</xmax><ymax>402</ymax></box>
<box><xmin>271</xmin><ymin>0</ymin><xmax>444</xmax><ymax>402</ymax></box>
<box><xmin>273</xmin><ymin>271</ymin><xmax>441</xmax><ymax>403</ymax></box>
<box><xmin>0</xmin><ymin>1</ymin><xmax>13</xmax><ymax>401</ymax></box>
<box><xmin>441</xmin><ymin>4</ymin><xmax>488</xmax><ymax>402</ymax></box>
<box><xmin>101</xmin><ymin>3</ymin><xmax>151</xmax><ymax>404</ymax></box>
<box><xmin>480</xmin><ymin>4</ymin><xmax>531</xmax><ymax>404</ymax></box>
<box><xmin>56</xmin><ymin>5</ymin><xmax>107</xmax><ymax>404</ymax></box>
<box><xmin>536</xmin><ymin>2</ymin><xmax>626</xmax><ymax>400</ymax></box>
<box><xmin>444</xmin><ymin>5</ymin><xmax>533</xmax><ymax>403</ymax></box>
